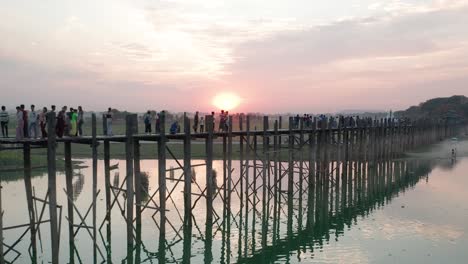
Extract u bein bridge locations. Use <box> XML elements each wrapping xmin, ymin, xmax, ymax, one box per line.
<box><xmin>0</xmin><ymin>112</ymin><xmax>461</xmax><ymax>263</ymax></box>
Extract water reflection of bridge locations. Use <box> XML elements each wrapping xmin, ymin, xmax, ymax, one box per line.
<box><xmin>0</xmin><ymin>112</ymin><xmax>460</xmax><ymax>263</ymax></box>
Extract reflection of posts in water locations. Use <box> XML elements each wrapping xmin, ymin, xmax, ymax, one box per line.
<box><xmin>205</xmin><ymin>115</ymin><xmax>214</xmax><ymax>224</ymax></box>
<box><xmin>182</xmin><ymin>215</ymin><xmax>192</xmax><ymax>264</ymax></box>
<box><xmin>46</xmin><ymin>111</ymin><xmax>59</xmax><ymax>264</ymax></box>
<box><xmin>23</xmin><ymin>143</ymin><xmax>38</xmax><ymax>263</ymax></box>
<box><xmin>64</xmin><ymin>142</ymin><xmax>74</xmax><ymax>264</ymax></box>
<box><xmin>204</xmin><ymin>221</ymin><xmax>213</xmax><ymax>264</ymax></box>
<box><xmin>134</xmin><ymin>221</ymin><xmax>141</xmax><ymax>264</ymax></box>
<box><xmin>125</xmin><ymin>114</ymin><xmax>137</xmax><ymax>262</ymax></box>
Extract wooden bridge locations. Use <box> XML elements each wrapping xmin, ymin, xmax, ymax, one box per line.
<box><xmin>0</xmin><ymin>112</ymin><xmax>459</xmax><ymax>263</ymax></box>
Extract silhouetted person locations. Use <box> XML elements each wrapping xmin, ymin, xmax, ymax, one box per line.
<box><xmin>155</xmin><ymin>112</ymin><xmax>161</xmax><ymax>133</ymax></box>
<box><xmin>106</xmin><ymin>107</ymin><xmax>113</xmax><ymax>136</ymax></box>
<box><xmin>56</xmin><ymin>106</ymin><xmax>67</xmax><ymax>138</ymax></box>
<box><xmin>20</xmin><ymin>104</ymin><xmax>28</xmax><ymax>138</ymax></box>
<box><xmin>39</xmin><ymin>107</ymin><xmax>48</xmax><ymax>138</ymax></box>
<box><xmin>0</xmin><ymin>106</ymin><xmax>9</xmax><ymax>138</ymax></box>
<box><xmin>193</xmin><ymin>111</ymin><xmax>199</xmax><ymax>132</ymax></box>
<box><xmin>16</xmin><ymin>106</ymin><xmax>24</xmax><ymax>140</ymax></box>
<box><xmin>144</xmin><ymin>110</ymin><xmax>152</xmax><ymax>134</ymax></box>
<box><xmin>200</xmin><ymin>116</ymin><xmax>205</xmax><ymax>133</ymax></box>
<box><xmin>77</xmin><ymin>106</ymin><xmax>84</xmax><ymax>136</ymax></box>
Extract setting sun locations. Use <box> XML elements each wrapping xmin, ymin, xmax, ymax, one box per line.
<box><xmin>212</xmin><ymin>92</ymin><xmax>242</xmax><ymax>111</ymax></box>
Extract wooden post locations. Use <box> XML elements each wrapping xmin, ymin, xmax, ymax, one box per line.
<box><xmin>238</xmin><ymin>115</ymin><xmax>244</xmax><ymax>212</ymax></box>
<box><xmin>261</xmin><ymin>116</ymin><xmax>268</xmax><ymax>248</ymax></box>
<box><xmin>0</xmin><ymin>181</ymin><xmax>3</xmax><ymax>264</ymax></box>
<box><xmin>103</xmin><ymin>139</ymin><xmax>111</xmax><ymax>228</ymax></box>
<box><xmin>288</xmin><ymin>117</ymin><xmax>294</xmax><ymax>196</ymax></box>
<box><xmin>205</xmin><ymin>115</ymin><xmax>214</xmax><ymax>223</ymax></box>
<box><xmin>298</xmin><ymin>118</ymin><xmax>304</xmax><ymax>230</ymax></box>
<box><xmin>227</xmin><ymin>116</ymin><xmax>233</xmax><ymax>210</ymax></box>
<box><xmin>91</xmin><ymin>114</ymin><xmax>98</xmax><ymax>263</ymax></box>
<box><xmin>23</xmin><ymin>143</ymin><xmax>38</xmax><ymax>262</ymax></box>
<box><xmin>125</xmin><ymin>114</ymin><xmax>137</xmax><ymax>257</ymax></box>
<box><xmin>272</xmin><ymin>120</ymin><xmax>279</xmax><ymax>237</ymax></box>
<box><xmin>64</xmin><ymin>141</ymin><xmax>74</xmax><ymax>264</ymax></box>
<box><xmin>243</xmin><ymin>115</ymin><xmax>250</xmax><ymax>257</ymax></box>
<box><xmin>46</xmin><ymin>112</ymin><xmax>59</xmax><ymax>264</ymax></box>
<box><xmin>183</xmin><ymin>113</ymin><xmax>192</xmax><ymax>222</ymax></box>
<box><xmin>134</xmin><ymin>138</ymin><xmax>141</xmax><ymax>225</ymax></box>
<box><xmin>237</xmin><ymin>115</ymin><xmax>244</xmax><ymax>257</ymax></box>
<box><xmin>158</xmin><ymin>112</ymin><xmax>167</xmax><ymax>234</ymax></box>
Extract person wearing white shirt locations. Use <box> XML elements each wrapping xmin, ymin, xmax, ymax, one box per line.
<box><xmin>29</xmin><ymin>104</ymin><xmax>39</xmax><ymax>139</ymax></box>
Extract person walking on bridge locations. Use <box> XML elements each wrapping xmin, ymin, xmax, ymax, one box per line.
<box><xmin>39</xmin><ymin>107</ymin><xmax>48</xmax><ymax>138</ymax></box>
<box><xmin>29</xmin><ymin>104</ymin><xmax>39</xmax><ymax>139</ymax></box>
<box><xmin>144</xmin><ymin>110</ymin><xmax>152</xmax><ymax>134</ymax></box>
<box><xmin>0</xmin><ymin>106</ymin><xmax>9</xmax><ymax>138</ymax></box>
<box><xmin>20</xmin><ymin>104</ymin><xmax>28</xmax><ymax>138</ymax></box>
<box><xmin>77</xmin><ymin>106</ymin><xmax>84</xmax><ymax>136</ymax></box>
<box><xmin>106</xmin><ymin>108</ymin><xmax>113</xmax><ymax>136</ymax></box>
<box><xmin>16</xmin><ymin>106</ymin><xmax>24</xmax><ymax>140</ymax></box>
<box><xmin>193</xmin><ymin>111</ymin><xmax>199</xmax><ymax>132</ymax></box>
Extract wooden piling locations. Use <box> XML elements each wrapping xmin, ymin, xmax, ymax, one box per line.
<box><xmin>227</xmin><ymin>116</ymin><xmax>233</xmax><ymax>209</ymax></box>
<box><xmin>91</xmin><ymin>113</ymin><xmax>98</xmax><ymax>263</ymax></box>
<box><xmin>23</xmin><ymin>143</ymin><xmax>38</xmax><ymax>262</ymax></box>
<box><xmin>183</xmin><ymin>113</ymin><xmax>192</xmax><ymax>222</ymax></box>
<box><xmin>46</xmin><ymin>112</ymin><xmax>59</xmax><ymax>264</ymax></box>
<box><xmin>134</xmin><ymin>138</ymin><xmax>141</xmax><ymax>225</ymax></box>
<box><xmin>64</xmin><ymin>141</ymin><xmax>74</xmax><ymax>263</ymax></box>
<box><xmin>205</xmin><ymin>115</ymin><xmax>214</xmax><ymax>223</ymax></box>
<box><xmin>103</xmin><ymin>139</ymin><xmax>111</xmax><ymax>225</ymax></box>
<box><xmin>0</xmin><ymin>181</ymin><xmax>3</xmax><ymax>264</ymax></box>
<box><xmin>287</xmin><ymin>117</ymin><xmax>294</xmax><ymax>196</ymax></box>
<box><xmin>125</xmin><ymin>114</ymin><xmax>137</xmax><ymax>253</ymax></box>
<box><xmin>158</xmin><ymin>112</ymin><xmax>167</xmax><ymax>233</ymax></box>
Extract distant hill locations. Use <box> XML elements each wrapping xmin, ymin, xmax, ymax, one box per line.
<box><xmin>395</xmin><ymin>95</ymin><xmax>468</xmax><ymax>122</ymax></box>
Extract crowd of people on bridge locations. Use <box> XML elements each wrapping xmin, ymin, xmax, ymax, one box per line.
<box><xmin>1</xmin><ymin>104</ymin><xmax>87</xmax><ymax>140</ymax></box>
<box><xmin>1</xmin><ymin>104</ymin><xmax>408</xmax><ymax>141</ymax></box>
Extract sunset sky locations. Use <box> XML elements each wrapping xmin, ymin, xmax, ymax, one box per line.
<box><xmin>1</xmin><ymin>0</ymin><xmax>467</xmax><ymax>113</ymax></box>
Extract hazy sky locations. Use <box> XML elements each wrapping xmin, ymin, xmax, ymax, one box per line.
<box><xmin>1</xmin><ymin>0</ymin><xmax>467</xmax><ymax>113</ymax></box>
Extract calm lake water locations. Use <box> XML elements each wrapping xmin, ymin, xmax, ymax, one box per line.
<box><xmin>1</xmin><ymin>140</ymin><xmax>468</xmax><ymax>263</ymax></box>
